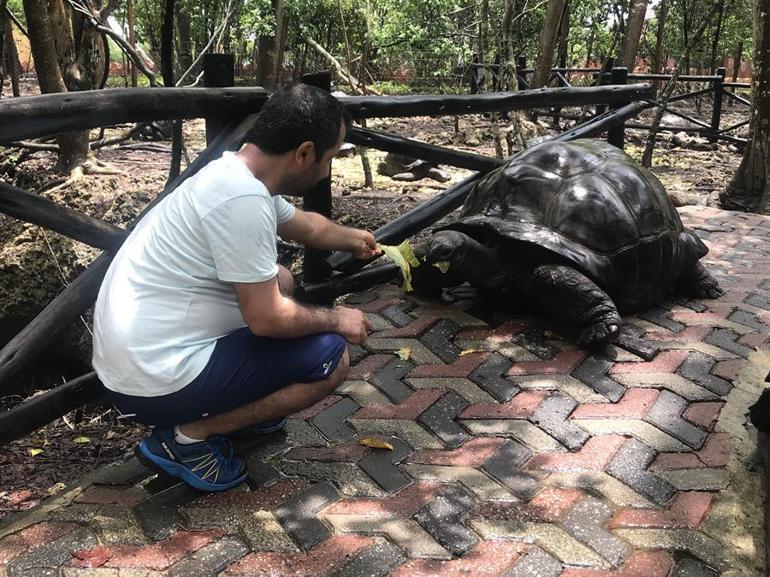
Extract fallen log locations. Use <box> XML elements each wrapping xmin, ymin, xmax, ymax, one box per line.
<box><xmin>0</xmin><ymin>180</ymin><xmax>126</xmax><ymax>250</ymax></box>
<box><xmin>297</xmin><ymin>263</ymin><xmax>401</xmax><ymax>304</ymax></box>
<box><xmin>0</xmin><ymin>372</ymin><xmax>104</xmax><ymax>446</ymax></box>
<box><xmin>347</xmin><ymin>127</ymin><xmax>504</xmax><ymax>173</ymax></box>
<box><xmin>0</xmin><ymin>87</ymin><xmax>269</xmax><ymax>143</ymax></box>
<box><xmin>0</xmin><ymin>84</ymin><xmax>654</xmax><ymax>143</ymax></box>
<box><xmin>338</xmin><ymin>84</ymin><xmax>654</xmax><ymax>119</ymax></box>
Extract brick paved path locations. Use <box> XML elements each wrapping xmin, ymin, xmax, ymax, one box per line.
<box><xmin>2</xmin><ymin>206</ymin><xmax>769</xmax><ymax>576</ymax></box>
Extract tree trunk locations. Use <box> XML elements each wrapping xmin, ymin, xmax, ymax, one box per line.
<box><xmin>23</xmin><ymin>0</ymin><xmax>86</xmax><ymax>170</ymax></box>
<box><xmin>720</xmin><ymin>0</ymin><xmax>770</xmax><ymax>213</ymax></box>
<box><xmin>652</xmin><ymin>0</ymin><xmax>669</xmax><ymax>73</ymax></box>
<box><xmin>682</xmin><ymin>0</ymin><xmax>691</xmax><ymax>73</ymax></box>
<box><xmin>175</xmin><ymin>0</ymin><xmax>192</xmax><ymax>80</ymax></box>
<box><xmin>0</xmin><ymin>0</ymin><xmax>6</xmax><ymax>98</ymax></box>
<box><xmin>586</xmin><ymin>15</ymin><xmax>596</xmax><ymax>65</ymax></box>
<box><xmin>272</xmin><ymin>0</ymin><xmax>287</xmax><ymax>84</ymax></box>
<box><xmin>532</xmin><ymin>0</ymin><xmax>567</xmax><ymax>88</ymax></box>
<box><xmin>256</xmin><ymin>0</ymin><xmax>284</xmax><ymax>88</ymax></box>
<box><xmin>127</xmin><ymin>0</ymin><xmax>137</xmax><ymax>86</ymax></box>
<box><xmin>732</xmin><ymin>39</ymin><xmax>743</xmax><ymax>81</ymax></box>
<box><xmin>557</xmin><ymin>0</ymin><xmax>570</xmax><ymax>68</ymax></box>
<box><xmin>709</xmin><ymin>0</ymin><xmax>725</xmax><ymax>73</ymax></box>
<box><xmin>620</xmin><ymin>0</ymin><xmax>649</xmax><ymax>71</ymax></box>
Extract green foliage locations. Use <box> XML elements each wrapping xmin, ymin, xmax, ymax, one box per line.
<box><xmin>113</xmin><ymin>0</ymin><xmax>753</xmax><ymax>90</ymax></box>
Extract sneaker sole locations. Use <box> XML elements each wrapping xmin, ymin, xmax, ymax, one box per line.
<box><xmin>134</xmin><ymin>442</ymin><xmax>246</xmax><ymax>492</ymax></box>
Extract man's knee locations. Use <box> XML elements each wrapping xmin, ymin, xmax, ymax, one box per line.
<box><xmin>318</xmin><ymin>346</ymin><xmax>349</xmax><ymax>395</ymax></box>
<box><xmin>277</xmin><ymin>265</ymin><xmax>294</xmax><ymax>296</ymax></box>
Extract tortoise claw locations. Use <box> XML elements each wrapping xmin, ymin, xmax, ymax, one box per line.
<box><xmin>578</xmin><ymin>317</ymin><xmax>622</xmax><ymax>349</ymax></box>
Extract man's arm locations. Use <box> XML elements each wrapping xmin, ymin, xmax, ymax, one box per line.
<box><xmin>278</xmin><ymin>209</ymin><xmax>380</xmax><ymax>259</ymax></box>
<box><xmin>234</xmin><ymin>277</ymin><xmax>370</xmax><ymax>343</ymax></box>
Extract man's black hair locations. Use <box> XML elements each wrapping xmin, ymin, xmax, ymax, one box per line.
<box><xmin>244</xmin><ymin>83</ymin><xmax>352</xmax><ymax>160</ymax></box>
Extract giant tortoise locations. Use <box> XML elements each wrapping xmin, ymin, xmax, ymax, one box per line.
<box><xmin>417</xmin><ymin>138</ymin><xmax>723</xmax><ymax>348</ymax></box>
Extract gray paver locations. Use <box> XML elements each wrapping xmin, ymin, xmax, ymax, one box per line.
<box><xmin>370</xmin><ymin>358</ymin><xmax>414</xmax><ymax>403</ymax></box>
<box><xmin>607</xmin><ymin>438</ymin><xmax>676</xmax><ymax>506</ymax></box>
<box><xmin>638</xmin><ymin>307</ymin><xmax>686</xmax><ymax>332</ymax></box>
<box><xmin>331</xmin><ymin>539</ymin><xmax>406</xmax><ymax>577</ymax></box>
<box><xmin>481</xmin><ymin>440</ymin><xmax>538</xmax><ymax>500</ymax></box>
<box><xmin>420</xmin><ymin>318</ymin><xmax>462</xmax><ymax>362</ymax></box>
<box><xmin>414</xmin><ymin>486</ymin><xmax>478</xmax><ymax>557</ymax></box>
<box><xmin>676</xmin><ymin>352</ymin><xmax>733</xmax><ymax>396</ymax></box>
<box><xmin>704</xmin><ymin>328</ymin><xmax>755</xmax><ymax>359</ymax></box>
<box><xmin>530</xmin><ymin>394</ymin><xmax>589</xmax><ymax>450</ymax></box>
<box><xmin>470</xmin><ymin>352</ymin><xmax>519</xmax><ymax>402</ymax></box>
<box><xmin>273</xmin><ymin>481</ymin><xmax>340</xmax><ymax>550</ymax></box>
<box><xmin>571</xmin><ymin>356</ymin><xmax>626</xmax><ymax>402</ymax></box>
<box><xmin>672</xmin><ymin>557</ymin><xmax>718</xmax><ymax>577</ymax></box>
<box><xmin>357</xmin><ymin>437</ymin><xmax>413</xmax><ymax>493</ymax></box>
<box><xmin>133</xmin><ymin>483</ymin><xmax>201</xmax><ymax>542</ymax></box>
<box><xmin>417</xmin><ymin>390</ymin><xmax>470</xmax><ymax>448</ymax></box>
<box><xmin>167</xmin><ymin>535</ymin><xmax>250</xmax><ymax>577</ymax></box>
<box><xmin>562</xmin><ymin>497</ymin><xmax>630</xmax><ymax>568</ymax></box>
<box><xmin>645</xmin><ymin>390</ymin><xmax>708</xmax><ymax>449</ymax></box>
<box><xmin>504</xmin><ymin>546</ymin><xmax>563</xmax><ymax>577</ymax></box>
<box><xmin>311</xmin><ymin>398</ymin><xmax>360</xmax><ymax>442</ymax></box>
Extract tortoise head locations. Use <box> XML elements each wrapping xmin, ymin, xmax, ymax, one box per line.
<box><xmin>425</xmin><ymin>230</ymin><xmax>472</xmax><ymax>264</ymax></box>
<box><xmin>424</xmin><ymin>229</ymin><xmax>498</xmax><ymax>279</ymax></box>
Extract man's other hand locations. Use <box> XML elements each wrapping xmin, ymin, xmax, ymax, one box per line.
<box><xmin>334</xmin><ymin>306</ymin><xmax>371</xmax><ymax>344</ymax></box>
<box><xmin>350</xmin><ymin>229</ymin><xmax>381</xmax><ymax>260</ymax></box>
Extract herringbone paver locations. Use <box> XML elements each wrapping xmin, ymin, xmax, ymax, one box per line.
<box><xmin>2</xmin><ymin>207</ymin><xmax>768</xmax><ymax>576</ymax></box>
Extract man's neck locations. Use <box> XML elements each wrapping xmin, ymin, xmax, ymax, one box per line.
<box><xmin>235</xmin><ymin>143</ymin><xmax>285</xmax><ymax>196</ymax></box>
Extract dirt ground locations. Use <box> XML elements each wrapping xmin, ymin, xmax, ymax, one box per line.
<box><xmin>0</xmin><ymin>78</ymin><xmax>753</xmax><ymax>522</ymax></box>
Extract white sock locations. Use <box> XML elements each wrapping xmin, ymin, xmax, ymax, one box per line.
<box><xmin>173</xmin><ymin>425</ymin><xmax>205</xmax><ymax>445</ymax></box>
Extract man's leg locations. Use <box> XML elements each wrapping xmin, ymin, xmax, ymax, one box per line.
<box><xmin>178</xmin><ymin>348</ymin><xmax>349</xmax><ymax>440</ymax></box>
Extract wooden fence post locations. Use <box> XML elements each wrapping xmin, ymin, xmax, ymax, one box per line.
<box><xmin>300</xmin><ymin>70</ymin><xmax>334</xmax><ymax>285</ymax></box>
<box><xmin>516</xmin><ymin>56</ymin><xmax>528</xmax><ymax>89</ymax></box>
<box><xmin>710</xmin><ymin>66</ymin><xmax>726</xmax><ymax>142</ymax></box>
<box><xmin>608</xmin><ymin>66</ymin><xmax>628</xmax><ymax>149</ymax></box>
<box><xmin>203</xmin><ymin>53</ymin><xmax>236</xmax><ymax>144</ymax></box>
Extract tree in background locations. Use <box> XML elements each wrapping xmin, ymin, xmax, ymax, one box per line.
<box><xmin>619</xmin><ymin>0</ymin><xmax>648</xmax><ymax>70</ymax></box>
<box><xmin>22</xmin><ymin>0</ymin><xmax>118</xmax><ymax>175</ymax></box>
<box><xmin>532</xmin><ymin>0</ymin><xmax>567</xmax><ymax>87</ymax></box>
<box><xmin>720</xmin><ymin>0</ymin><xmax>769</xmax><ymax>213</ymax></box>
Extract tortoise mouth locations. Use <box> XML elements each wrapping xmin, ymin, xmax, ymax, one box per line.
<box><xmin>426</xmin><ymin>231</ymin><xmax>466</xmax><ymax>263</ymax></box>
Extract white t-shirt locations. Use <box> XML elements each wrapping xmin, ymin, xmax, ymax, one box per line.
<box><xmin>92</xmin><ymin>151</ymin><xmax>295</xmax><ymax>397</ymax></box>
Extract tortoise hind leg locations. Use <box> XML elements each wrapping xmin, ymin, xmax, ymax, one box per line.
<box><xmin>676</xmin><ymin>262</ymin><xmax>724</xmax><ymax>299</ymax></box>
<box><xmin>530</xmin><ymin>265</ymin><xmax>622</xmax><ymax>348</ymax></box>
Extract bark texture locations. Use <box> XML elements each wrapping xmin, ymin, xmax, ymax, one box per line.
<box><xmin>532</xmin><ymin>0</ymin><xmax>567</xmax><ymax>88</ymax></box>
<box><xmin>720</xmin><ymin>0</ymin><xmax>770</xmax><ymax>213</ymax></box>
<box><xmin>620</xmin><ymin>0</ymin><xmax>649</xmax><ymax>70</ymax></box>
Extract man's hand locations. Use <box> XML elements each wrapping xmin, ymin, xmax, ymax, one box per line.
<box><xmin>349</xmin><ymin>229</ymin><xmax>381</xmax><ymax>260</ymax></box>
<box><xmin>334</xmin><ymin>306</ymin><xmax>371</xmax><ymax>344</ymax></box>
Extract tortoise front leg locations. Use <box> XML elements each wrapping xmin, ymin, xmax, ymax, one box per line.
<box><xmin>530</xmin><ymin>265</ymin><xmax>622</xmax><ymax>348</ymax></box>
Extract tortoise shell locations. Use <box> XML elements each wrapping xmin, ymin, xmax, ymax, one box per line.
<box><xmin>441</xmin><ymin>139</ymin><xmax>708</xmax><ymax>310</ymax></box>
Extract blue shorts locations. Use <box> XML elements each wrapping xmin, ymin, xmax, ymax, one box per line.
<box><xmin>105</xmin><ymin>328</ymin><xmax>347</xmax><ymax>427</ymax></box>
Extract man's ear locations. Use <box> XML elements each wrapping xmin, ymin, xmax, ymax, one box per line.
<box><xmin>295</xmin><ymin>141</ymin><xmax>316</xmax><ymax>168</ymax></box>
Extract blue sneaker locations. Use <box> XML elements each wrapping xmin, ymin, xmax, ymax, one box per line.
<box><xmin>231</xmin><ymin>417</ymin><xmax>288</xmax><ymax>437</ymax></box>
<box><xmin>135</xmin><ymin>427</ymin><xmax>247</xmax><ymax>492</ymax></box>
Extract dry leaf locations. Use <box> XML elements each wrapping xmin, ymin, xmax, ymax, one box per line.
<box><xmin>459</xmin><ymin>348</ymin><xmax>483</xmax><ymax>356</ymax></box>
<box><xmin>358</xmin><ymin>437</ymin><xmax>394</xmax><ymax>450</ymax></box>
<box><xmin>396</xmin><ymin>347</ymin><xmax>411</xmax><ymax>360</ymax></box>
